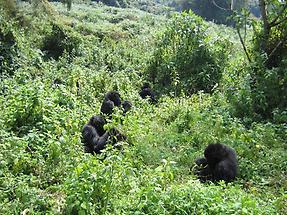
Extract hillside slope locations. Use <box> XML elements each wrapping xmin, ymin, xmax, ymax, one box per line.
<box><xmin>0</xmin><ymin>2</ymin><xmax>286</xmax><ymax>214</ymax></box>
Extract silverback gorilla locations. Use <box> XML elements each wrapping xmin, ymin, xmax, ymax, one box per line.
<box><xmin>82</xmin><ymin>115</ymin><xmax>126</xmax><ymax>154</ymax></box>
<box><xmin>195</xmin><ymin>143</ymin><xmax>238</xmax><ymax>183</ymax></box>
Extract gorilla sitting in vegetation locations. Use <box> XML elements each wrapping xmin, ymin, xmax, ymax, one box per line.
<box><xmin>100</xmin><ymin>91</ymin><xmax>122</xmax><ymax>115</ymax></box>
<box><xmin>139</xmin><ymin>83</ymin><xmax>157</xmax><ymax>104</ymax></box>
<box><xmin>104</xmin><ymin>91</ymin><xmax>122</xmax><ymax>106</ymax></box>
<box><xmin>101</xmin><ymin>99</ymin><xmax>115</xmax><ymax>115</ymax></box>
<box><xmin>101</xmin><ymin>91</ymin><xmax>132</xmax><ymax>115</ymax></box>
<box><xmin>82</xmin><ymin>115</ymin><xmax>126</xmax><ymax>154</ymax></box>
<box><xmin>122</xmin><ymin>100</ymin><xmax>132</xmax><ymax>114</ymax></box>
<box><xmin>195</xmin><ymin>143</ymin><xmax>238</xmax><ymax>183</ymax></box>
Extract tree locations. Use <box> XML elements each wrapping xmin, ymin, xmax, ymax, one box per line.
<box><xmin>235</xmin><ymin>0</ymin><xmax>287</xmax><ymax>119</ymax></box>
<box><xmin>257</xmin><ymin>0</ymin><xmax>287</xmax><ymax>68</ymax></box>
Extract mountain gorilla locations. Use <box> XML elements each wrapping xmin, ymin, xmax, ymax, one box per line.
<box><xmin>82</xmin><ymin>115</ymin><xmax>126</xmax><ymax>154</ymax></box>
<box><xmin>100</xmin><ymin>91</ymin><xmax>122</xmax><ymax>115</ymax></box>
<box><xmin>82</xmin><ymin>115</ymin><xmax>109</xmax><ymax>154</ymax></box>
<box><xmin>122</xmin><ymin>100</ymin><xmax>132</xmax><ymax>114</ymax></box>
<box><xmin>100</xmin><ymin>100</ymin><xmax>115</xmax><ymax>116</ymax></box>
<box><xmin>139</xmin><ymin>83</ymin><xmax>157</xmax><ymax>104</ymax></box>
<box><xmin>195</xmin><ymin>143</ymin><xmax>238</xmax><ymax>183</ymax></box>
<box><xmin>101</xmin><ymin>91</ymin><xmax>132</xmax><ymax>115</ymax></box>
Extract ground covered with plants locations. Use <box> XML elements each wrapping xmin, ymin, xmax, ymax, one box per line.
<box><xmin>0</xmin><ymin>1</ymin><xmax>286</xmax><ymax>214</ymax></box>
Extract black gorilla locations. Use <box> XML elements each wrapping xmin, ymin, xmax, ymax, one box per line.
<box><xmin>89</xmin><ymin>115</ymin><xmax>106</xmax><ymax>136</ymax></box>
<box><xmin>101</xmin><ymin>100</ymin><xmax>115</xmax><ymax>115</ymax></box>
<box><xmin>139</xmin><ymin>83</ymin><xmax>157</xmax><ymax>104</ymax></box>
<box><xmin>195</xmin><ymin>143</ymin><xmax>238</xmax><ymax>183</ymax></box>
<box><xmin>122</xmin><ymin>100</ymin><xmax>132</xmax><ymax>114</ymax></box>
<box><xmin>101</xmin><ymin>91</ymin><xmax>132</xmax><ymax>116</ymax></box>
<box><xmin>82</xmin><ymin>115</ymin><xmax>126</xmax><ymax>154</ymax></box>
<box><xmin>82</xmin><ymin>115</ymin><xmax>109</xmax><ymax>154</ymax></box>
<box><xmin>100</xmin><ymin>91</ymin><xmax>121</xmax><ymax>115</ymax></box>
<box><xmin>103</xmin><ymin>91</ymin><xmax>122</xmax><ymax>107</ymax></box>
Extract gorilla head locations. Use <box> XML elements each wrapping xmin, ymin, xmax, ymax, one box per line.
<box><xmin>104</xmin><ymin>91</ymin><xmax>121</xmax><ymax>107</ymax></box>
<box><xmin>204</xmin><ymin>144</ymin><xmax>230</xmax><ymax>167</ymax></box>
<box><xmin>141</xmin><ymin>82</ymin><xmax>150</xmax><ymax>90</ymax></box>
<box><xmin>139</xmin><ymin>83</ymin><xmax>157</xmax><ymax>104</ymax></box>
<box><xmin>100</xmin><ymin>91</ymin><xmax>122</xmax><ymax>115</ymax></box>
<box><xmin>101</xmin><ymin>100</ymin><xmax>115</xmax><ymax>116</ymax></box>
<box><xmin>89</xmin><ymin>115</ymin><xmax>106</xmax><ymax>136</ymax></box>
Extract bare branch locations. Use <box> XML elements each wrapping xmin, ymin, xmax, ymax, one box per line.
<box><xmin>212</xmin><ymin>0</ymin><xmax>231</xmax><ymax>11</ymax></box>
<box><xmin>236</xmin><ymin>27</ymin><xmax>251</xmax><ymax>63</ymax></box>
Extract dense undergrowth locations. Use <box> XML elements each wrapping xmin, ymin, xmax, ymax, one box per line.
<box><xmin>0</xmin><ymin>1</ymin><xmax>286</xmax><ymax>214</ymax></box>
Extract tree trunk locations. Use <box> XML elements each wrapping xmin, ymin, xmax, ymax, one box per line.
<box><xmin>258</xmin><ymin>0</ymin><xmax>270</xmax><ymax>51</ymax></box>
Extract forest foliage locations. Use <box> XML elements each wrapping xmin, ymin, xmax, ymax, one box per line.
<box><xmin>0</xmin><ymin>0</ymin><xmax>286</xmax><ymax>214</ymax></box>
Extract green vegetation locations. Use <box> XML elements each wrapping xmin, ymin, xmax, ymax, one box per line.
<box><xmin>147</xmin><ymin>11</ymin><xmax>230</xmax><ymax>95</ymax></box>
<box><xmin>0</xmin><ymin>0</ymin><xmax>286</xmax><ymax>214</ymax></box>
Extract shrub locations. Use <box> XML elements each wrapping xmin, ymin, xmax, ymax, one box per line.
<box><xmin>0</xmin><ymin>14</ymin><xmax>19</xmax><ymax>76</ymax></box>
<box><xmin>146</xmin><ymin>11</ymin><xmax>229</xmax><ymax>95</ymax></box>
<box><xmin>249</xmin><ymin>18</ymin><xmax>287</xmax><ymax>119</ymax></box>
<box><xmin>41</xmin><ymin>22</ymin><xmax>82</xmax><ymax>60</ymax></box>
<box><xmin>250</xmin><ymin>64</ymin><xmax>287</xmax><ymax>119</ymax></box>
<box><xmin>4</xmin><ymin>81</ymin><xmax>44</xmax><ymax>136</ymax></box>
<box><xmin>240</xmin><ymin>3</ymin><xmax>287</xmax><ymax>120</ymax></box>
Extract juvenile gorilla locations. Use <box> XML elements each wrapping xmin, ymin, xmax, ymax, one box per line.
<box><xmin>82</xmin><ymin>115</ymin><xmax>126</xmax><ymax>154</ymax></box>
<box><xmin>122</xmin><ymin>100</ymin><xmax>132</xmax><ymax>114</ymax></box>
<box><xmin>100</xmin><ymin>91</ymin><xmax>122</xmax><ymax>115</ymax></box>
<box><xmin>195</xmin><ymin>143</ymin><xmax>238</xmax><ymax>183</ymax></box>
<box><xmin>139</xmin><ymin>83</ymin><xmax>157</xmax><ymax>104</ymax></box>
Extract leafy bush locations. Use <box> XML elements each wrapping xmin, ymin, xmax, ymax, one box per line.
<box><xmin>249</xmin><ymin>18</ymin><xmax>287</xmax><ymax>119</ymax></box>
<box><xmin>0</xmin><ymin>14</ymin><xmax>19</xmax><ymax>76</ymax></box>
<box><xmin>250</xmin><ymin>65</ymin><xmax>287</xmax><ymax>119</ymax></box>
<box><xmin>3</xmin><ymin>81</ymin><xmax>44</xmax><ymax>136</ymax></box>
<box><xmin>146</xmin><ymin>11</ymin><xmax>230</xmax><ymax>95</ymax></box>
<box><xmin>41</xmin><ymin>22</ymin><xmax>82</xmax><ymax>59</ymax></box>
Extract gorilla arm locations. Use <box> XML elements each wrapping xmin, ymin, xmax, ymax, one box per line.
<box><xmin>93</xmin><ymin>131</ymin><xmax>110</xmax><ymax>153</ymax></box>
<box><xmin>82</xmin><ymin>125</ymin><xmax>109</xmax><ymax>154</ymax></box>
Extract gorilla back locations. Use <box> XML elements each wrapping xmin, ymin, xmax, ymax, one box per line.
<box><xmin>139</xmin><ymin>83</ymin><xmax>157</xmax><ymax>104</ymax></box>
<box><xmin>195</xmin><ymin>143</ymin><xmax>238</xmax><ymax>183</ymax></box>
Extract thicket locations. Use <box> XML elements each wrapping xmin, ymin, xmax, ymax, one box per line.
<box><xmin>147</xmin><ymin>11</ymin><xmax>229</xmax><ymax>96</ymax></box>
<box><xmin>226</xmin><ymin>1</ymin><xmax>287</xmax><ymax>121</ymax></box>
<box><xmin>41</xmin><ymin>23</ymin><xmax>82</xmax><ymax>59</ymax></box>
<box><xmin>0</xmin><ymin>14</ymin><xmax>18</xmax><ymax>76</ymax></box>
<box><xmin>250</xmin><ymin>1</ymin><xmax>287</xmax><ymax>119</ymax></box>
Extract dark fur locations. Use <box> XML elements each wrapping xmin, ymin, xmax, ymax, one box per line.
<box><xmin>89</xmin><ymin>115</ymin><xmax>106</xmax><ymax>136</ymax></box>
<box><xmin>195</xmin><ymin>143</ymin><xmax>238</xmax><ymax>183</ymax></box>
<box><xmin>101</xmin><ymin>100</ymin><xmax>115</xmax><ymax>115</ymax></box>
<box><xmin>122</xmin><ymin>100</ymin><xmax>132</xmax><ymax>114</ymax></box>
<box><xmin>82</xmin><ymin>115</ymin><xmax>126</xmax><ymax>154</ymax></box>
<box><xmin>104</xmin><ymin>91</ymin><xmax>121</xmax><ymax>107</ymax></box>
<box><xmin>139</xmin><ymin>83</ymin><xmax>157</xmax><ymax>104</ymax></box>
<box><xmin>100</xmin><ymin>91</ymin><xmax>122</xmax><ymax>115</ymax></box>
